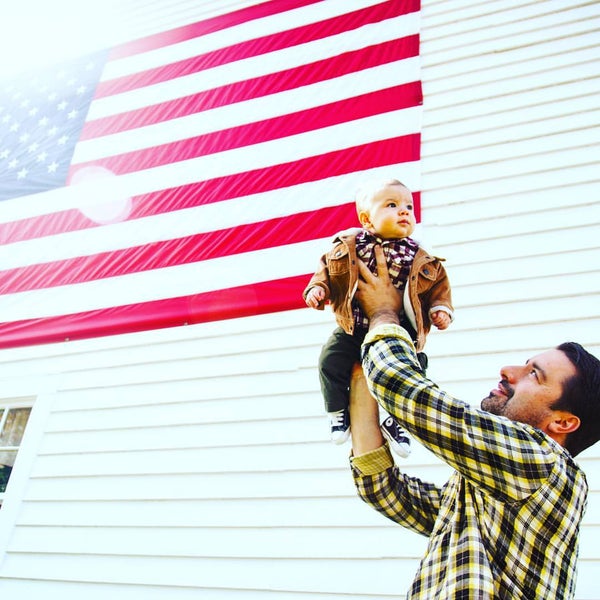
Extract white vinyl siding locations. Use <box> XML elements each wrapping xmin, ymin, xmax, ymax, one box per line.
<box><xmin>0</xmin><ymin>1</ymin><xmax>598</xmax><ymax>598</ymax></box>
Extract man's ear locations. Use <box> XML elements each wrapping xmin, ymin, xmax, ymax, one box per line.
<box><xmin>548</xmin><ymin>412</ymin><xmax>581</xmax><ymax>435</ymax></box>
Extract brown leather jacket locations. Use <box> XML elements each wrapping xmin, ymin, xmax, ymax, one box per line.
<box><xmin>303</xmin><ymin>229</ymin><xmax>454</xmax><ymax>351</ymax></box>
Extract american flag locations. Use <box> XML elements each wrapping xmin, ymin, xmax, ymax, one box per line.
<box><xmin>0</xmin><ymin>0</ymin><xmax>422</xmax><ymax>348</ymax></box>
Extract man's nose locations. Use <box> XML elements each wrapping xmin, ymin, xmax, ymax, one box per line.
<box><xmin>501</xmin><ymin>365</ymin><xmax>519</xmax><ymax>383</ymax></box>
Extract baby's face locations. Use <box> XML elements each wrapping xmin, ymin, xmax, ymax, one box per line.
<box><xmin>359</xmin><ymin>184</ymin><xmax>416</xmax><ymax>239</ymax></box>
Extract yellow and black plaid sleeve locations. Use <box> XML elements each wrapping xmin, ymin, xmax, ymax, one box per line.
<box><xmin>350</xmin><ymin>444</ymin><xmax>442</xmax><ymax>537</ymax></box>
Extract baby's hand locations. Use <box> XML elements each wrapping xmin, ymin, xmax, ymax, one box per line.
<box><xmin>430</xmin><ymin>310</ymin><xmax>451</xmax><ymax>330</ymax></box>
<box><xmin>305</xmin><ymin>286</ymin><xmax>326</xmax><ymax>308</ymax></box>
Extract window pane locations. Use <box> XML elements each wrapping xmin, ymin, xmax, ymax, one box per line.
<box><xmin>0</xmin><ymin>407</ymin><xmax>32</xmax><ymax>446</ymax></box>
<box><xmin>0</xmin><ymin>450</ymin><xmax>17</xmax><ymax>494</ymax></box>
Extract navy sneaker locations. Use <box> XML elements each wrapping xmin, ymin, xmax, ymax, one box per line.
<box><xmin>328</xmin><ymin>408</ymin><xmax>350</xmax><ymax>444</ymax></box>
<box><xmin>381</xmin><ymin>416</ymin><xmax>411</xmax><ymax>458</ymax></box>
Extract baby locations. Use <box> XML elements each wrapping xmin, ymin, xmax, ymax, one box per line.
<box><xmin>303</xmin><ymin>178</ymin><xmax>454</xmax><ymax>455</ymax></box>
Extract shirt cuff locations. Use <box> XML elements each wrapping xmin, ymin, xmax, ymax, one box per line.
<box><xmin>350</xmin><ymin>443</ymin><xmax>395</xmax><ymax>475</ymax></box>
<box><xmin>363</xmin><ymin>323</ymin><xmax>412</xmax><ymax>346</ymax></box>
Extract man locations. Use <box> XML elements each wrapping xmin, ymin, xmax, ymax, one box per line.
<box><xmin>349</xmin><ymin>245</ymin><xmax>600</xmax><ymax>599</ymax></box>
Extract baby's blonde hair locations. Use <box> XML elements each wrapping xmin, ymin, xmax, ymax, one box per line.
<box><xmin>355</xmin><ymin>178</ymin><xmax>410</xmax><ymax>217</ymax></box>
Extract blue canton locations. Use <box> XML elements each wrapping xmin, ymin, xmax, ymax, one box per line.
<box><xmin>0</xmin><ymin>51</ymin><xmax>107</xmax><ymax>202</ymax></box>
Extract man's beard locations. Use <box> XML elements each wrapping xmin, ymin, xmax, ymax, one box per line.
<box><xmin>481</xmin><ymin>380</ymin><xmax>514</xmax><ymax>415</ymax></box>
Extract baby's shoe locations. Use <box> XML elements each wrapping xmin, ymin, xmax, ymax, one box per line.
<box><xmin>381</xmin><ymin>416</ymin><xmax>411</xmax><ymax>458</ymax></box>
<box><xmin>328</xmin><ymin>408</ymin><xmax>350</xmax><ymax>444</ymax></box>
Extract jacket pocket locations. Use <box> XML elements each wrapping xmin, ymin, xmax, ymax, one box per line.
<box><xmin>328</xmin><ymin>245</ymin><xmax>351</xmax><ymax>275</ymax></box>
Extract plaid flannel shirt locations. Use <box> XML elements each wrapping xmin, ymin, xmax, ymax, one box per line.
<box><xmin>351</xmin><ymin>324</ymin><xmax>588</xmax><ymax>599</ymax></box>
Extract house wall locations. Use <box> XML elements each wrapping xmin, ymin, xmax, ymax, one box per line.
<box><xmin>0</xmin><ymin>1</ymin><xmax>598</xmax><ymax>598</ymax></box>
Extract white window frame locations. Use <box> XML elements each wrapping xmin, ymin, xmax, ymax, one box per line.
<box><xmin>0</xmin><ymin>397</ymin><xmax>34</xmax><ymax>508</ymax></box>
<box><xmin>0</xmin><ymin>373</ymin><xmax>58</xmax><ymax>564</ymax></box>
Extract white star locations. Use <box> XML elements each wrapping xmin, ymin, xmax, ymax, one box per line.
<box><xmin>9</xmin><ymin>123</ymin><xmax>20</xmax><ymax>132</ymax></box>
<box><xmin>67</xmin><ymin>109</ymin><xmax>78</xmax><ymax>119</ymax></box>
<box><xmin>76</xmin><ymin>85</ymin><xmax>87</xmax><ymax>95</ymax></box>
<box><xmin>48</xmin><ymin>162</ymin><xmax>58</xmax><ymax>173</ymax></box>
<box><xmin>2</xmin><ymin>114</ymin><xmax>11</xmax><ymax>123</ymax></box>
<box><xmin>8</xmin><ymin>158</ymin><xmax>18</xmax><ymax>169</ymax></box>
<box><xmin>17</xmin><ymin>168</ymin><xmax>28</xmax><ymax>179</ymax></box>
<box><xmin>36</xmin><ymin>151</ymin><xmax>48</xmax><ymax>162</ymax></box>
<box><xmin>57</xmin><ymin>100</ymin><xmax>68</xmax><ymax>110</ymax></box>
<box><xmin>19</xmin><ymin>133</ymin><xmax>31</xmax><ymax>143</ymax></box>
<box><xmin>48</xmin><ymin>126</ymin><xmax>58</xmax><ymax>136</ymax></box>
<box><xmin>48</xmin><ymin>92</ymin><xmax>58</xmax><ymax>101</ymax></box>
<box><xmin>28</xmin><ymin>107</ymin><xmax>39</xmax><ymax>117</ymax></box>
<box><xmin>0</xmin><ymin>149</ymin><xmax>9</xmax><ymax>159</ymax></box>
<box><xmin>27</xmin><ymin>142</ymin><xmax>39</xmax><ymax>153</ymax></box>
<box><xmin>58</xmin><ymin>135</ymin><xmax>69</xmax><ymax>145</ymax></box>
<box><xmin>38</xmin><ymin>116</ymin><xmax>49</xmax><ymax>126</ymax></box>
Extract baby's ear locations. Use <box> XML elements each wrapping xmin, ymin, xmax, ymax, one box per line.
<box><xmin>358</xmin><ymin>210</ymin><xmax>371</xmax><ymax>228</ymax></box>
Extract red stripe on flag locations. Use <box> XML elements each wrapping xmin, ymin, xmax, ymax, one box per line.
<box><xmin>3</xmin><ymin>134</ymin><xmax>420</xmax><ymax>245</ymax></box>
<box><xmin>100</xmin><ymin>1</ymin><xmax>418</xmax><ymax>98</ymax></box>
<box><xmin>0</xmin><ymin>204</ymin><xmax>359</xmax><ymax>294</ymax></box>
<box><xmin>126</xmin><ymin>134</ymin><xmax>421</xmax><ymax>219</ymax></box>
<box><xmin>109</xmin><ymin>0</ymin><xmax>323</xmax><ymax>60</ymax></box>
<box><xmin>0</xmin><ymin>188</ymin><xmax>421</xmax><ymax>294</ymax></box>
<box><xmin>82</xmin><ymin>36</ymin><xmax>419</xmax><ymax>140</ymax></box>
<box><xmin>76</xmin><ymin>82</ymin><xmax>422</xmax><ymax>174</ymax></box>
<box><xmin>0</xmin><ymin>275</ymin><xmax>309</xmax><ymax>349</ymax></box>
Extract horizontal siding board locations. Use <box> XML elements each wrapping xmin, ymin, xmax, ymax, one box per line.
<box><xmin>434</xmin><ymin>225</ymin><xmax>600</xmax><ymax>264</ymax></box>
<box><xmin>38</xmin><ymin>416</ymin><xmax>328</xmax><ymax>454</ymax></box>
<box><xmin>424</xmin><ymin>183</ymin><xmax>599</xmax><ymax>219</ymax></box>
<box><xmin>422</xmin><ymin>163</ymin><xmax>598</xmax><ymax>205</ymax></box>
<box><xmin>0</xmin><ymin>554</ymin><xmax>420</xmax><ymax>596</ymax></box>
<box><xmin>422</xmin><ymin>145</ymin><xmax>600</xmax><ymax>189</ymax></box>
<box><xmin>15</xmin><ymin>496</ymin><xmax>405</xmax><ymax>528</ymax></box>
<box><xmin>424</xmin><ymin>11</ymin><xmax>600</xmax><ymax>62</ymax></box>
<box><xmin>423</xmin><ymin>0</ymin><xmax>571</xmax><ymax>24</ymax></box>
<box><xmin>50</xmin><ymin>372</ymin><xmax>321</xmax><ymax>411</ymax></box>
<box><xmin>424</xmin><ymin>128</ymin><xmax>600</xmax><ymax>174</ymax></box>
<box><xmin>424</xmin><ymin>30</ymin><xmax>599</xmax><ymax>81</ymax></box>
<box><xmin>423</xmin><ymin>77</ymin><xmax>600</xmax><ymax>129</ymax></box>
<box><xmin>444</xmin><ymin>248</ymin><xmax>599</xmax><ymax>285</ymax></box>
<box><xmin>0</xmin><ymin>578</ymin><xmax>409</xmax><ymax>600</ymax></box>
<box><xmin>424</xmin><ymin>108</ymin><xmax>600</xmax><ymax>161</ymax></box>
<box><xmin>46</xmin><ymin>393</ymin><xmax>323</xmax><ymax>431</ymax></box>
<box><xmin>23</xmin><ymin>464</ymin><xmax>453</xmax><ymax>502</ymax></box>
<box><xmin>425</xmin><ymin>46</ymin><xmax>598</xmax><ymax>99</ymax></box>
<box><xmin>433</xmin><ymin>204</ymin><xmax>599</xmax><ymax>247</ymax></box>
<box><xmin>32</xmin><ymin>437</ymin><xmax>444</xmax><ymax>478</ymax></box>
<box><xmin>7</xmin><ymin>524</ymin><xmax>428</xmax><ymax>559</ymax></box>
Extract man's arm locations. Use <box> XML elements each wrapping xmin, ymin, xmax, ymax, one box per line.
<box><xmin>349</xmin><ymin>363</ymin><xmax>384</xmax><ymax>455</ymax></box>
<box><xmin>356</xmin><ymin>248</ymin><xmax>557</xmax><ymax>501</ymax></box>
<box><xmin>349</xmin><ymin>364</ymin><xmax>442</xmax><ymax>536</ymax></box>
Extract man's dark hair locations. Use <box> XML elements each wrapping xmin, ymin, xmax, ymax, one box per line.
<box><xmin>552</xmin><ymin>342</ymin><xmax>600</xmax><ymax>457</ymax></box>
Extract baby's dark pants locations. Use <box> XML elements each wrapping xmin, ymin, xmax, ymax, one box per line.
<box><xmin>318</xmin><ymin>327</ymin><xmax>366</xmax><ymax>413</ymax></box>
<box><xmin>318</xmin><ymin>326</ymin><xmax>428</xmax><ymax>414</ymax></box>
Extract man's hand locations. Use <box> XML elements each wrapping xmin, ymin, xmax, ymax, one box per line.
<box><xmin>356</xmin><ymin>245</ymin><xmax>402</xmax><ymax>329</ymax></box>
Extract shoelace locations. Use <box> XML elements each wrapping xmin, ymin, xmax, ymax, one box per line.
<box><xmin>330</xmin><ymin>411</ymin><xmax>346</xmax><ymax>427</ymax></box>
